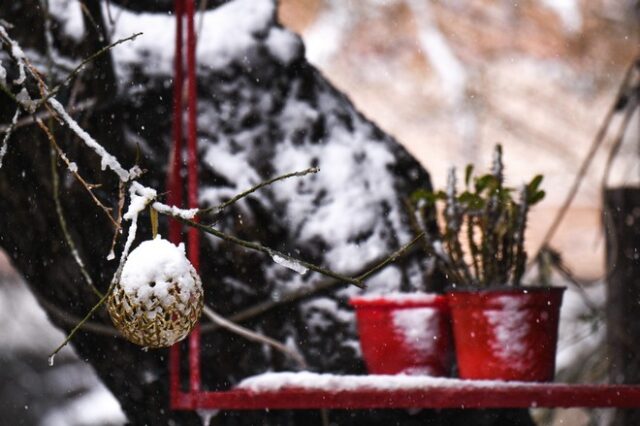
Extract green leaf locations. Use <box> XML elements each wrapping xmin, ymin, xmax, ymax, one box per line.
<box><xmin>458</xmin><ymin>191</ymin><xmax>484</xmax><ymax>210</ymax></box>
<box><xmin>528</xmin><ymin>190</ymin><xmax>546</xmax><ymax>205</ymax></box>
<box><xmin>474</xmin><ymin>174</ymin><xmax>499</xmax><ymax>193</ymax></box>
<box><xmin>527</xmin><ymin>174</ymin><xmax>544</xmax><ymax>193</ymax></box>
<box><xmin>410</xmin><ymin>188</ymin><xmax>431</xmax><ymax>203</ymax></box>
<box><xmin>410</xmin><ymin>189</ymin><xmax>446</xmax><ymax>204</ymax></box>
<box><xmin>464</xmin><ymin>164</ymin><xmax>474</xmax><ymax>187</ymax></box>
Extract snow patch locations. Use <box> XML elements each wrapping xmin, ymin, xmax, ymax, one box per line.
<box><xmin>152</xmin><ymin>201</ymin><xmax>198</xmax><ymax>220</ymax></box>
<box><xmin>393</xmin><ymin>307</ymin><xmax>439</xmax><ymax>359</ymax></box>
<box><xmin>484</xmin><ymin>296</ymin><xmax>530</xmax><ymax>364</ymax></box>
<box><xmin>271</xmin><ymin>253</ymin><xmax>309</xmax><ymax>275</ymax></box>
<box><xmin>265</xmin><ymin>27</ymin><xmax>301</xmax><ymax>65</ymax></box>
<box><xmin>48</xmin><ymin>98</ymin><xmax>132</xmax><ymax>181</ymax></box>
<box><xmin>105</xmin><ymin>0</ymin><xmax>291</xmax><ymax>80</ymax></box>
<box><xmin>237</xmin><ymin>371</ymin><xmax>530</xmax><ymax>393</ymax></box>
<box><xmin>0</xmin><ymin>24</ymin><xmax>27</xmax><ymax>85</ymax></box>
<box><xmin>119</xmin><ymin>236</ymin><xmax>202</xmax><ymax>316</ymax></box>
<box><xmin>0</xmin><ymin>108</ymin><xmax>19</xmax><ymax>168</ymax></box>
<box><xmin>41</xmin><ymin>385</ymin><xmax>126</xmax><ymax>426</ymax></box>
<box><xmin>0</xmin><ymin>58</ymin><xmax>6</xmax><ymax>86</ymax></box>
<box><xmin>48</xmin><ymin>0</ymin><xmax>86</xmax><ymax>41</ymax></box>
<box><xmin>302</xmin><ymin>1</ymin><xmax>352</xmax><ymax>66</ymax></box>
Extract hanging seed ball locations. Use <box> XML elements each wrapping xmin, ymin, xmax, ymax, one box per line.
<box><xmin>107</xmin><ymin>236</ymin><xmax>204</xmax><ymax>348</ymax></box>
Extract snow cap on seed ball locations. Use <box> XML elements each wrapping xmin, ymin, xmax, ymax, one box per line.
<box><xmin>119</xmin><ymin>236</ymin><xmax>202</xmax><ymax>310</ymax></box>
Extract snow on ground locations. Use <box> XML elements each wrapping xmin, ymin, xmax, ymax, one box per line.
<box><xmin>0</xmin><ymin>271</ymin><xmax>126</xmax><ymax>425</ymax></box>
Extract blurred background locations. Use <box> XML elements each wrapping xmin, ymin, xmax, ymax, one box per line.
<box><xmin>279</xmin><ymin>0</ymin><xmax>639</xmax><ymax>280</ymax></box>
<box><xmin>1</xmin><ymin>0</ymin><xmax>639</xmax><ymax>424</ymax></box>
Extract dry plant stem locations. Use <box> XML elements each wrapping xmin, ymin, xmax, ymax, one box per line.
<box><xmin>108</xmin><ymin>182</ymin><xmax>126</xmax><ymax>258</ymax></box>
<box><xmin>0</xmin><ymin>79</ymin><xmax>20</xmax><ymax>105</ymax></box>
<box><xmin>49</xmin><ymin>281</ymin><xmax>116</xmax><ymax>359</ymax></box>
<box><xmin>202</xmin><ymin>306</ymin><xmax>307</xmax><ymax>368</ymax></box>
<box><xmin>449</xmin><ymin>230</ymin><xmax>473</xmax><ymax>284</ymax></box>
<box><xmin>78</xmin><ymin>1</ymin><xmax>103</xmax><ymax>41</ymax></box>
<box><xmin>403</xmin><ymin>199</ymin><xmax>431</xmax><ymax>256</ymax></box>
<box><xmin>552</xmin><ymin>258</ymin><xmax>600</xmax><ymax>316</ymax></box>
<box><xmin>601</xmin><ymin>92</ymin><xmax>639</xmax><ymax>190</ymax></box>
<box><xmin>534</xmin><ymin>59</ymin><xmax>637</xmax><ymax>258</ymax></box>
<box><xmin>403</xmin><ymin>198</ymin><xmax>433</xmax><ymax>291</ymax></box>
<box><xmin>35</xmin><ymin>291</ymin><xmax>119</xmax><ymax>337</ymax></box>
<box><xmin>482</xmin><ymin>200</ymin><xmax>500</xmax><ymax>286</ymax></box>
<box><xmin>173</xmin><ymin>215</ymin><xmax>366</xmax><ymax>288</ymax></box>
<box><xmin>49</xmin><ymin>143</ymin><xmax>102</xmax><ymax>298</ymax></box>
<box><xmin>0</xmin><ymin>99</ymin><xmax>95</xmax><ymax>133</ymax></box>
<box><xmin>321</xmin><ymin>409</ymin><xmax>330</xmax><ymax>426</ymax></box>
<box><xmin>355</xmin><ymin>231</ymin><xmax>425</xmax><ymax>281</ymax></box>
<box><xmin>199</xmin><ymin>167</ymin><xmax>320</xmax><ymax>217</ymax></box>
<box><xmin>512</xmin><ymin>188</ymin><xmax>529</xmax><ymax>286</ymax></box>
<box><xmin>466</xmin><ymin>214</ymin><xmax>481</xmax><ymax>282</ymax></box>
<box><xmin>37</xmin><ymin>118</ymin><xmax>119</xmax><ymax>228</ymax></box>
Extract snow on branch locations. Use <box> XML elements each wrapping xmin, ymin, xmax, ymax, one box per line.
<box><xmin>47</xmin><ymin>99</ymin><xmax>139</xmax><ymax>182</ymax></box>
<box><xmin>0</xmin><ymin>108</ymin><xmax>19</xmax><ymax>168</ymax></box>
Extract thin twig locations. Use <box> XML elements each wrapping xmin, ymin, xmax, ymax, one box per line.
<box><xmin>601</xmin><ymin>91</ymin><xmax>638</xmax><ymax>190</ymax></box>
<box><xmin>37</xmin><ymin>119</ymin><xmax>119</xmax><ymax>228</ymax></box>
<box><xmin>533</xmin><ymin>59</ymin><xmax>638</xmax><ymax>259</ymax></box>
<box><xmin>551</xmin><ymin>254</ymin><xmax>600</xmax><ymax>316</ymax></box>
<box><xmin>0</xmin><ymin>98</ymin><xmax>96</xmax><ymax>133</ymax></box>
<box><xmin>78</xmin><ymin>1</ymin><xmax>103</xmax><ymax>42</ymax></box>
<box><xmin>197</xmin><ymin>0</ymin><xmax>210</xmax><ymax>39</ymax></box>
<box><xmin>108</xmin><ymin>182</ymin><xmax>126</xmax><ymax>260</ymax></box>
<box><xmin>201</xmin><ymin>234</ymin><xmax>425</xmax><ymax>332</ymax></box>
<box><xmin>172</xmin><ymin>216</ymin><xmax>366</xmax><ymax>288</ymax></box>
<box><xmin>202</xmin><ymin>306</ymin><xmax>307</xmax><ymax>368</ymax></box>
<box><xmin>355</xmin><ymin>231</ymin><xmax>425</xmax><ymax>281</ymax></box>
<box><xmin>43</xmin><ymin>32</ymin><xmax>142</xmax><ymax>104</ymax></box>
<box><xmin>466</xmin><ymin>213</ymin><xmax>480</xmax><ymax>282</ymax></box>
<box><xmin>49</xmin><ymin>142</ymin><xmax>102</xmax><ymax>298</ymax></box>
<box><xmin>48</xmin><ymin>281</ymin><xmax>115</xmax><ymax>361</ymax></box>
<box><xmin>34</xmin><ymin>291</ymin><xmax>119</xmax><ymax>337</ymax></box>
<box><xmin>199</xmin><ymin>167</ymin><xmax>320</xmax><ymax>217</ymax></box>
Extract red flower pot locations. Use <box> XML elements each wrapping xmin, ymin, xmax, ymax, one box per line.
<box><xmin>447</xmin><ymin>287</ymin><xmax>565</xmax><ymax>382</ymax></box>
<box><xmin>350</xmin><ymin>294</ymin><xmax>452</xmax><ymax>376</ymax></box>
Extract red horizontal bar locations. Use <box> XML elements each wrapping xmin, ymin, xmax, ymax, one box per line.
<box><xmin>171</xmin><ymin>383</ymin><xmax>640</xmax><ymax>410</ymax></box>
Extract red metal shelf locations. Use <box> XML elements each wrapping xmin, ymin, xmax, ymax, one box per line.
<box><xmin>170</xmin><ymin>372</ymin><xmax>640</xmax><ymax>410</ymax></box>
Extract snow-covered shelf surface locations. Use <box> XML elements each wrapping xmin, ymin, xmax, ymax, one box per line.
<box><xmin>171</xmin><ymin>372</ymin><xmax>640</xmax><ymax>410</ymax></box>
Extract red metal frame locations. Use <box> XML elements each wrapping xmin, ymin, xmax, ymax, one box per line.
<box><xmin>169</xmin><ymin>373</ymin><xmax>640</xmax><ymax>410</ymax></box>
<box><xmin>166</xmin><ymin>0</ymin><xmax>640</xmax><ymax>413</ymax></box>
<box><xmin>168</xmin><ymin>0</ymin><xmax>201</xmax><ymax>403</ymax></box>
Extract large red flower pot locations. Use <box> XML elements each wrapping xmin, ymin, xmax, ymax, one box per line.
<box><xmin>350</xmin><ymin>294</ymin><xmax>452</xmax><ymax>376</ymax></box>
<box><xmin>447</xmin><ymin>287</ymin><xmax>565</xmax><ymax>382</ymax></box>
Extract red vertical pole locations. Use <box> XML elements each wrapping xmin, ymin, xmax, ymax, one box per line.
<box><xmin>168</xmin><ymin>0</ymin><xmax>188</xmax><ymax>408</ymax></box>
<box><xmin>168</xmin><ymin>0</ymin><xmax>184</xmax><ymax>245</ymax></box>
<box><xmin>184</xmin><ymin>0</ymin><xmax>202</xmax><ymax>395</ymax></box>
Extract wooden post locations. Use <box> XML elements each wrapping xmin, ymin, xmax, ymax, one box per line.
<box><xmin>604</xmin><ymin>187</ymin><xmax>640</xmax><ymax>426</ymax></box>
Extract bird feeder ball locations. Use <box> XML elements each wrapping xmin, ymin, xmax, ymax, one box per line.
<box><xmin>107</xmin><ymin>237</ymin><xmax>203</xmax><ymax>348</ymax></box>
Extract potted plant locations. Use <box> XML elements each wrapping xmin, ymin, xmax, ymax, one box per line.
<box><xmin>411</xmin><ymin>145</ymin><xmax>564</xmax><ymax>382</ymax></box>
<box><xmin>350</xmin><ymin>292</ymin><xmax>452</xmax><ymax>376</ymax></box>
